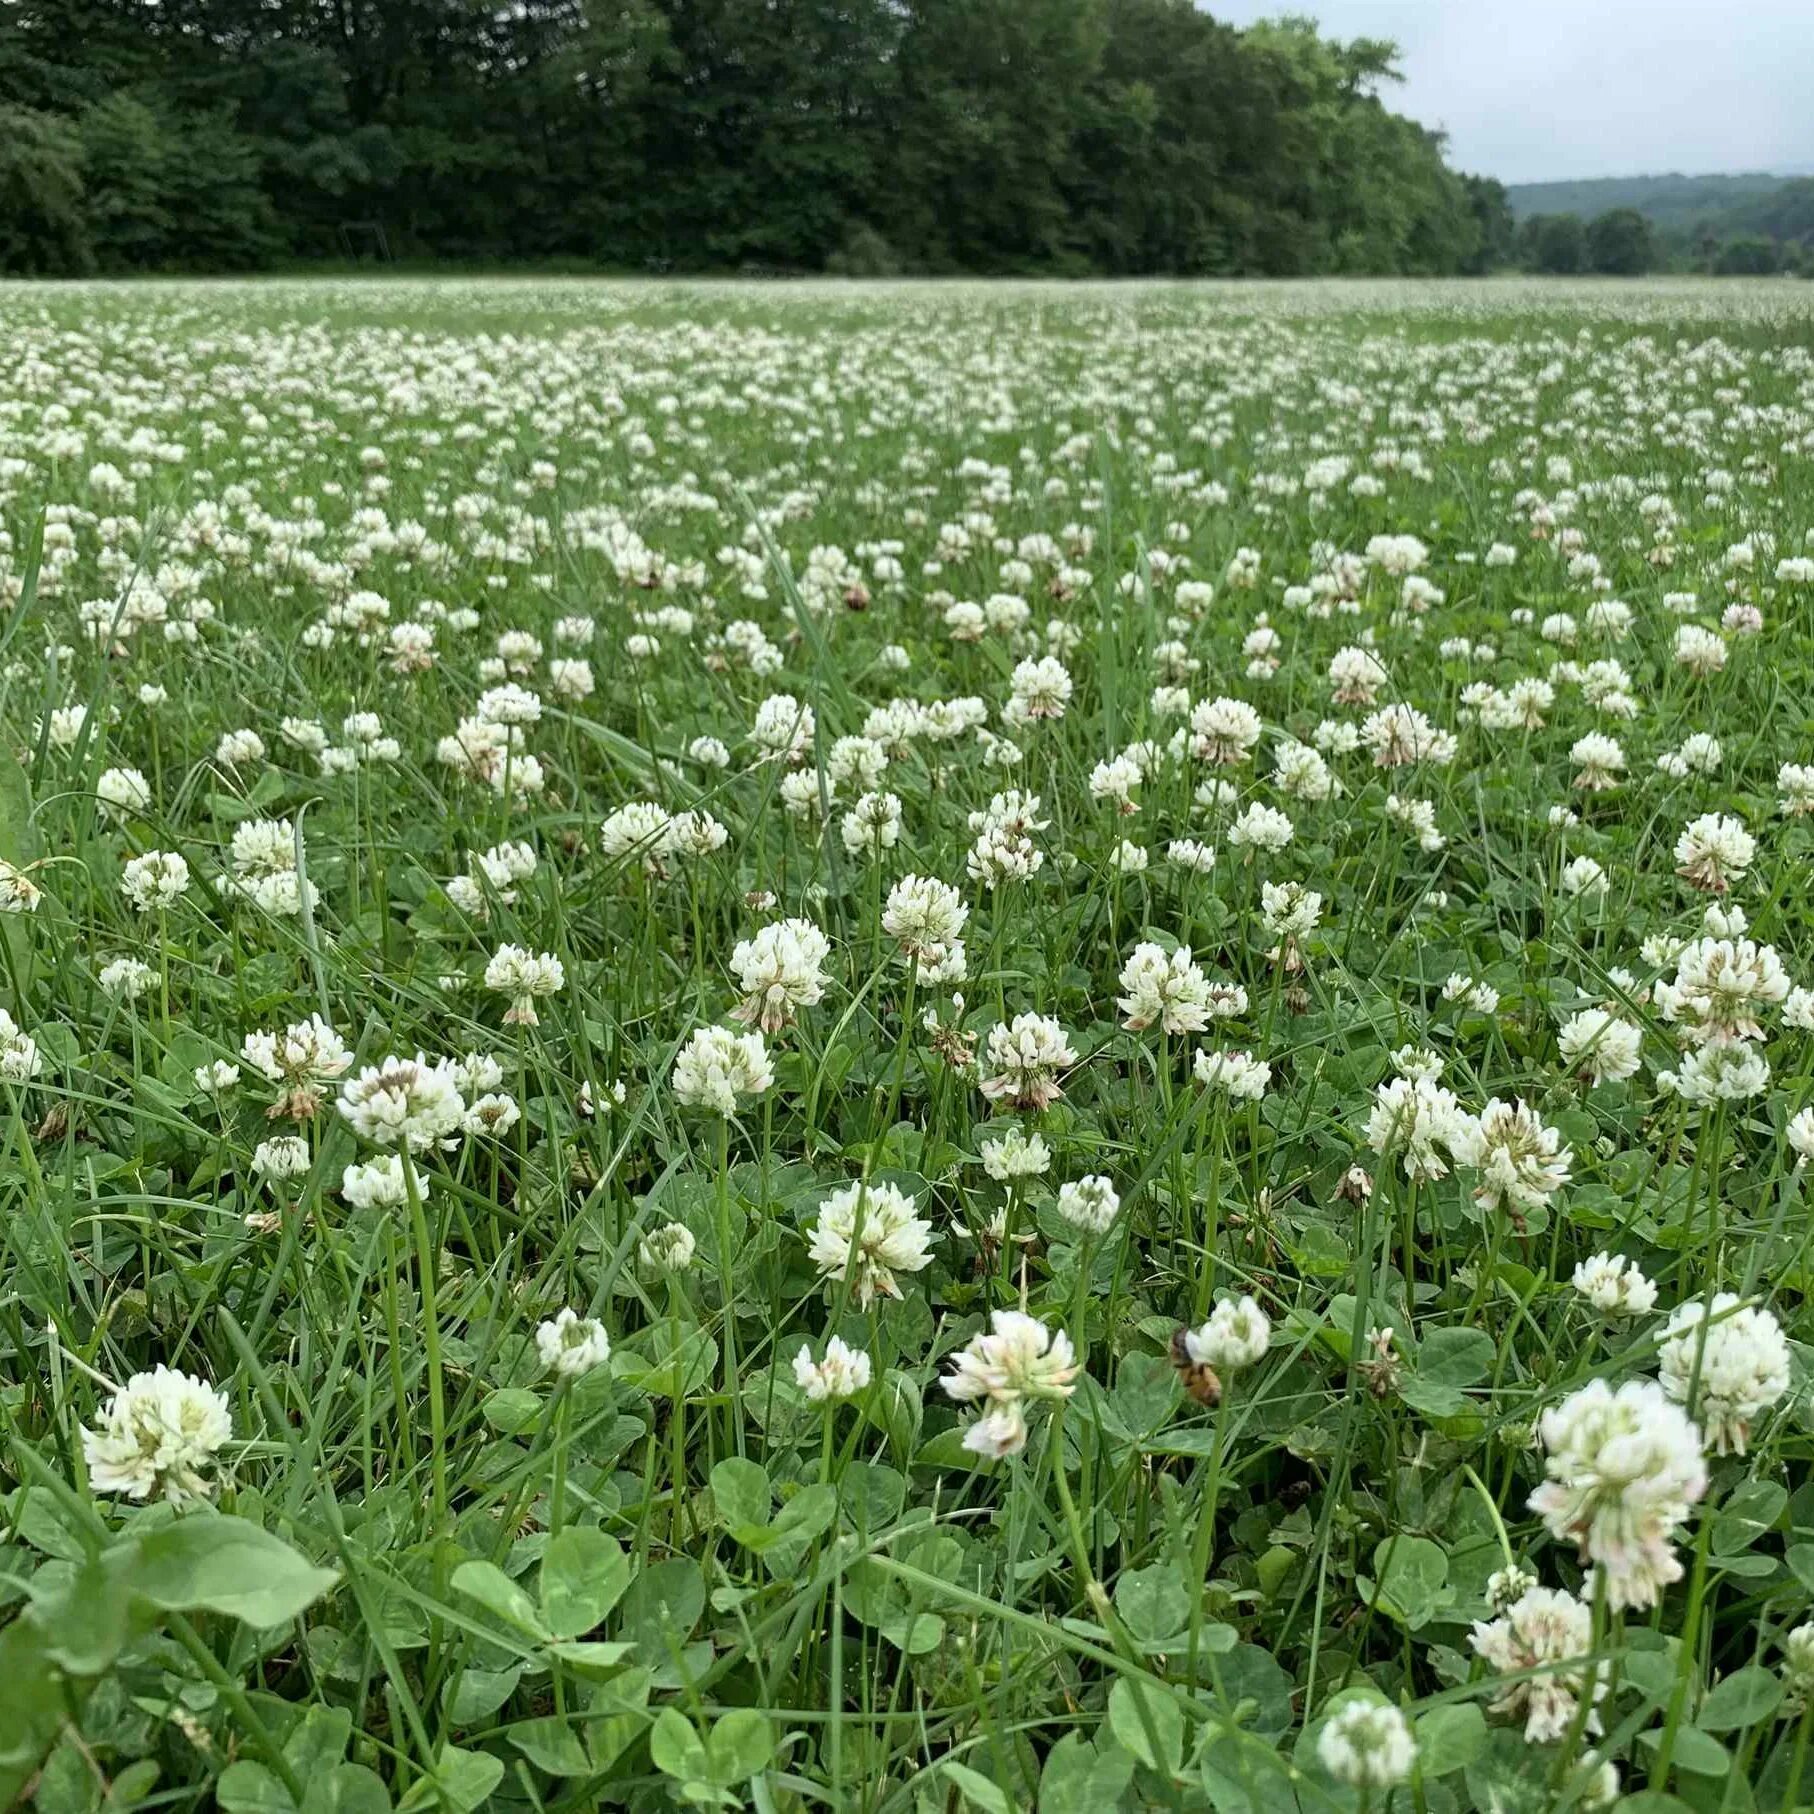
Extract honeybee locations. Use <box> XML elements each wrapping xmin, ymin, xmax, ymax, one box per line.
<box><xmin>1169</xmin><ymin>1326</ymin><xmax>1222</xmax><ymax>1408</ymax></box>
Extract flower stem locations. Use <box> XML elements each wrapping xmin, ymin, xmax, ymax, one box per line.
<box><xmin>401</xmin><ymin>1149</ymin><xmax>447</xmax><ymax>1524</ymax></box>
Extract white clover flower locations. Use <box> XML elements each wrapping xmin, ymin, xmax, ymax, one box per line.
<box><xmin>253</xmin><ymin>1135</ymin><xmax>311</xmax><ymax>1180</ymax></box>
<box><xmin>1560</xmin><ymin>855</ymin><xmax>1608</xmax><ymax>898</ymax></box>
<box><xmin>1674</xmin><ymin>813</ymin><xmax>1754</xmax><ymax>893</ymax></box>
<box><xmin>96</xmin><ymin>766</ymin><xmax>152</xmax><ymax>818</ymax></box>
<box><xmin>829</xmin><ymin>736</ymin><xmax>890</xmax><ymax>795</ymax></box>
<box><xmin>1784</xmin><ymin>1622</ymin><xmax>1814</xmax><ymax>1693</ymax></box>
<box><xmin>1189</xmin><ymin>696</ymin><xmax>1263</xmax><ymax>765</ymax></box>
<box><xmin>549</xmin><ymin>657</ymin><xmax>594</xmax><ymax>701</ymax></box>
<box><xmin>980</xmin><ymin>1124</ymin><xmax>1051</xmax><ymax>1180</ymax></box>
<box><xmin>337</xmin><ymin>1054</ymin><xmax>465</xmax><ymax>1150</ymax></box>
<box><xmin>476</xmin><ymin>681</ymin><xmax>543</xmax><ymax>727</ymax></box>
<box><xmin>913</xmin><ymin>938</ymin><xmax>968</xmax><ymax>987</ymax></box>
<box><xmin>944</xmin><ymin>1311</ymin><xmax>1081</xmax><ymax>1404</ymax></box>
<box><xmin>807</xmin><ymin>1179</ymin><xmax>935</xmax><ymax>1307</ymax></box>
<box><xmin>669</xmin><ymin>809</ymin><xmax>728</xmax><ymax>857</ymax></box>
<box><xmin>841</xmin><ymin>791</ymin><xmax>903</xmax><ymax>856</ymax></box>
<box><xmin>883</xmin><ymin>874</ymin><xmax>969</xmax><ymax>963</ymax></box>
<box><xmin>1777</xmin><ymin>763</ymin><xmax>1814</xmax><ymax>817</ymax></box>
<box><xmin>83</xmin><ymin>1365</ymin><xmax>233</xmax><ymax>1505</ymax></box>
<box><xmin>0</xmin><ymin>857</ymin><xmax>41</xmax><ymax>914</ymax></box>
<box><xmin>120</xmin><ymin>850</ymin><xmax>190</xmax><ymax>912</ymax></box>
<box><xmin>341</xmin><ymin>1154</ymin><xmax>410</xmax><ymax>1210</ymax></box>
<box><xmin>1654</xmin><ymin>937</ymin><xmax>1789</xmax><ymax>1047</ymax></box>
<box><xmin>1227</xmin><ymin>802</ymin><xmax>1294</xmax><ymax>854</ymax></box>
<box><xmin>793</xmin><ymin>1336</ymin><xmax>872</xmax><ymax>1403</ymax></box>
<box><xmin>1530</xmin><ymin>1378</ymin><xmax>1707</xmax><ymax>1611</ymax></box>
<box><xmin>463</xmin><ymin>1092</ymin><xmax>521</xmax><ymax>1138</ymax></box>
<box><xmin>1661</xmin><ymin>1044</ymin><xmax>1770</xmax><ymax>1103</ymax></box>
<box><xmin>1089</xmin><ymin>754</ymin><xmax>1143</xmax><ymax>812</ymax></box>
<box><xmin>1181</xmin><ymin>1296</ymin><xmax>1271</xmax><ymax>1373</ymax></box>
<box><xmin>1570</xmin><ymin>732</ymin><xmax>1626</xmax><ymax>790</ymax></box>
<box><xmin>1658</xmin><ymin>1293</ymin><xmax>1789</xmax><ymax>1456</ymax></box>
<box><xmin>751</xmin><ymin>692</ymin><xmax>815</xmax><ymax>760</ymax></box>
<box><xmin>639</xmin><ymin>1222</ymin><xmax>697</xmax><ymax>1275</ymax></box>
<box><xmin>483</xmin><ymin>944</ymin><xmax>564</xmax><ymax>1025</ymax></box>
<box><xmin>1471</xmin><ymin>1585</ymin><xmax>1605</xmax><ymax>1743</ymax></box>
<box><xmin>226</xmin><ymin>817</ymin><xmax>316</xmax><ymax>918</ymax></box>
<box><xmin>1005</xmin><ymin>655</ymin><xmax>1073</xmax><ymax>722</ymax></box>
<box><xmin>968</xmin><ymin>825</ymin><xmax>1044</xmax><ymax>888</ymax></box>
<box><xmin>778</xmin><ymin>770</ymin><xmax>824</xmax><ymax>820</ymax></box>
<box><xmin>1317</xmin><ymin>1699</ymin><xmax>1415</xmax><ymax>1790</ymax></box>
<box><xmin>1789</xmin><ymin>1106</ymin><xmax>1814</xmax><ymax>1167</ymax></box>
<box><xmin>42</xmin><ymin>705</ymin><xmax>88</xmax><ymax>751</ymax></box>
<box><xmin>1328</xmin><ymin>645</ymin><xmax>1388</xmax><ymax>705</ymax></box>
<box><xmin>1168</xmin><ymin>838</ymin><xmax>1217</xmax><ymax>874</ymax></box>
<box><xmin>1055</xmin><ymin>1175</ymin><xmax>1120</xmax><ymax>1234</ymax></box>
<box><xmin>242</xmin><ymin>1015</ymin><xmax>352</xmax><ymax>1118</ymax></box>
<box><xmin>1193</xmin><ymin>1048</ymin><xmax>1271</xmax><ymax>1100</ymax></box>
<box><xmin>1702</xmin><ymin>900</ymin><xmax>1744</xmax><ymax>941</ymax></box>
<box><xmin>1366</xmin><ymin>533</ymin><xmax>1429</xmax><ymax>577</ymax></box>
<box><xmin>960</xmin><ymin>1401</ymin><xmax>1030</xmax><ymax>1458</ymax></box>
<box><xmin>193</xmin><ymin>1057</ymin><xmax>237</xmax><ymax>1094</ymax></box>
<box><xmin>601</xmin><ymin>801</ymin><xmax>675</xmax><ymax>867</ymax></box>
<box><xmin>980</xmin><ymin>1013</ymin><xmax>1078</xmax><ymax>1111</ymax></box>
<box><xmin>1572</xmin><ymin>1252</ymin><xmax>1657</xmax><ymax>1318</ymax></box>
<box><xmin>536</xmin><ymin>1308</ymin><xmax>611</xmax><ymax>1378</ymax></box>
<box><xmin>1452</xmin><ymin>1098</ymin><xmax>1571</xmax><ymax>1216</ymax></box>
<box><xmin>453</xmin><ymin>1052</ymin><xmax>505</xmax><ymax>1098</ymax></box>
<box><xmin>1674</xmin><ymin>624</ymin><xmax>1727</xmax><ymax>676</ymax></box>
<box><xmin>968</xmin><ymin>790</ymin><xmax>1048</xmax><ymax>838</ymax></box>
<box><xmin>99</xmin><ymin>957</ymin><xmax>155</xmax><ymax>1000</ymax></box>
<box><xmin>1385</xmin><ymin>793</ymin><xmax>1445</xmax><ymax>852</ymax></box>
<box><xmin>1363</xmin><ymin>703</ymin><xmax>1452</xmax><ymax>769</ymax></box>
<box><xmin>1117</xmin><ymin>942</ymin><xmax>1213</xmax><ymax>1036</ymax></box>
<box><xmin>730</xmin><ymin>918</ymin><xmax>830</xmax><ymax>1032</ymax></box>
<box><xmin>216</xmin><ymin>728</ymin><xmax>267</xmax><ymax>768</ymax></box>
<box><xmin>1486</xmin><ymin>1564</ymin><xmax>1537</xmax><ymax>1610</ymax></box>
<box><xmin>671</xmin><ymin>1025</ymin><xmax>774</xmax><ymax>1115</ymax></box>
<box><xmin>0</xmin><ymin>1008</ymin><xmax>42</xmax><ymax>1083</ymax></box>
<box><xmin>1558</xmin><ymin>1009</ymin><xmax>1643</xmax><ymax>1084</ymax></box>
<box><xmin>1260</xmin><ymin>880</ymin><xmax>1322</xmax><ymax>941</ymax></box>
<box><xmin>1365</xmin><ymin>1075</ymin><xmax>1472</xmax><ymax>1182</ymax></box>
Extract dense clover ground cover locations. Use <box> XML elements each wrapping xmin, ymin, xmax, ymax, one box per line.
<box><xmin>5</xmin><ymin>277</ymin><xmax>1814</xmax><ymax>1811</ymax></box>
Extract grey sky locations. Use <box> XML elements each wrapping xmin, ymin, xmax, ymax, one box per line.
<box><xmin>1206</xmin><ymin>1</ymin><xmax>1814</xmax><ymax>185</ymax></box>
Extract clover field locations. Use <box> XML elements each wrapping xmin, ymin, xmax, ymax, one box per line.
<box><xmin>7</xmin><ymin>276</ymin><xmax>1814</xmax><ymax>1813</ymax></box>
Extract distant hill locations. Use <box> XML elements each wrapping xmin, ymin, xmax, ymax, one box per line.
<box><xmin>1729</xmin><ymin>179</ymin><xmax>1814</xmax><ymax>247</ymax></box>
<box><xmin>1505</xmin><ymin>172</ymin><xmax>1792</xmax><ymax>230</ymax></box>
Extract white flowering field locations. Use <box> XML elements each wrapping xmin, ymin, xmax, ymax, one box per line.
<box><xmin>7</xmin><ymin>276</ymin><xmax>1814</xmax><ymax>1813</ymax></box>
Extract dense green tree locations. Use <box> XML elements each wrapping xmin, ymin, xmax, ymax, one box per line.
<box><xmin>0</xmin><ymin>104</ymin><xmax>90</xmax><ymax>273</ymax></box>
<box><xmin>1585</xmin><ymin>207</ymin><xmax>1655</xmax><ymax>275</ymax></box>
<box><xmin>76</xmin><ymin>94</ymin><xmax>174</xmax><ymax>267</ymax></box>
<box><xmin>1714</xmin><ymin>236</ymin><xmax>1782</xmax><ymax>275</ymax></box>
<box><xmin>1462</xmin><ymin>175</ymin><xmax>1515</xmax><ymax>273</ymax></box>
<box><xmin>1519</xmin><ymin>213</ymin><xmax>1587</xmax><ymax>274</ymax></box>
<box><xmin>0</xmin><ymin>0</ymin><xmax>1511</xmax><ymax>277</ymax></box>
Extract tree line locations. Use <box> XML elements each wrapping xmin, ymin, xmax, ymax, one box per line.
<box><xmin>1513</xmin><ymin>202</ymin><xmax>1814</xmax><ymax>278</ymax></box>
<box><xmin>1</xmin><ymin>0</ymin><xmax>1520</xmax><ymax>278</ymax></box>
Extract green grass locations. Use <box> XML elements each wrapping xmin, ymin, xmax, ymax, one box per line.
<box><xmin>4</xmin><ymin>276</ymin><xmax>1814</xmax><ymax>1813</ymax></box>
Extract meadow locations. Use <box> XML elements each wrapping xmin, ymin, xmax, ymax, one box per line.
<box><xmin>5</xmin><ymin>274</ymin><xmax>1814</xmax><ymax>1812</ymax></box>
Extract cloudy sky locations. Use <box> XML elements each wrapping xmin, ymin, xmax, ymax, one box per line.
<box><xmin>1207</xmin><ymin>1</ymin><xmax>1814</xmax><ymax>185</ymax></box>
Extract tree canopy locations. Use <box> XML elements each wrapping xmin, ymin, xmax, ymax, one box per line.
<box><xmin>0</xmin><ymin>0</ymin><xmax>1506</xmax><ymax>275</ymax></box>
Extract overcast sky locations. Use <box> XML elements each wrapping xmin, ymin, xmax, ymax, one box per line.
<box><xmin>1207</xmin><ymin>1</ymin><xmax>1814</xmax><ymax>185</ymax></box>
